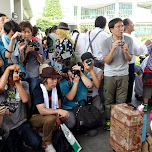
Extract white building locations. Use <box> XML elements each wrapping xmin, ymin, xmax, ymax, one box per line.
<box><xmin>60</xmin><ymin>0</ymin><xmax>152</xmax><ymax>37</ymax></box>
<box><xmin>0</xmin><ymin>0</ymin><xmax>33</xmax><ymax>23</ymax></box>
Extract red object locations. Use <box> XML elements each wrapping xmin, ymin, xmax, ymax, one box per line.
<box><xmin>31</xmin><ymin>36</ymin><xmax>37</xmax><ymax>41</ymax></box>
<box><xmin>60</xmin><ymin>117</ymin><xmax>66</xmax><ymax>120</ymax></box>
<box><xmin>150</xmin><ymin>111</ymin><xmax>152</xmax><ymax>120</ymax></box>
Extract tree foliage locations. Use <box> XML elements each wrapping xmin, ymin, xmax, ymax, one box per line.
<box><xmin>43</xmin><ymin>0</ymin><xmax>62</xmax><ymax>19</ymax></box>
<box><xmin>36</xmin><ymin>17</ymin><xmax>60</xmax><ymax>32</ymax></box>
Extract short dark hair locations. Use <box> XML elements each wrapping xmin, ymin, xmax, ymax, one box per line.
<box><xmin>19</xmin><ymin>21</ymin><xmax>33</xmax><ymax>32</ymax></box>
<box><xmin>95</xmin><ymin>16</ymin><xmax>106</xmax><ymax>28</ymax></box>
<box><xmin>108</xmin><ymin>18</ymin><xmax>123</xmax><ymax>29</ymax></box>
<box><xmin>4</xmin><ymin>20</ymin><xmax>20</xmax><ymax>34</ymax></box>
<box><xmin>123</xmin><ymin>18</ymin><xmax>130</xmax><ymax>26</ymax></box>
<box><xmin>49</xmin><ymin>25</ymin><xmax>58</xmax><ymax>33</ymax></box>
<box><xmin>62</xmin><ymin>60</ymin><xmax>76</xmax><ymax>73</ymax></box>
<box><xmin>32</xmin><ymin>26</ymin><xmax>39</xmax><ymax>37</ymax></box>
<box><xmin>0</xmin><ymin>13</ymin><xmax>6</xmax><ymax>17</ymax></box>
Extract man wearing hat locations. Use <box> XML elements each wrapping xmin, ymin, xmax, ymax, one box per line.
<box><xmin>81</xmin><ymin>52</ymin><xmax>103</xmax><ymax>113</ymax></box>
<box><xmin>30</xmin><ymin>66</ymin><xmax>69</xmax><ymax>152</ymax></box>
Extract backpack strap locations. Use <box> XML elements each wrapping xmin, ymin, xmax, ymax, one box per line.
<box><xmin>87</xmin><ymin>30</ymin><xmax>102</xmax><ymax>52</ymax></box>
<box><xmin>73</xmin><ymin>33</ymin><xmax>80</xmax><ymax>52</ymax></box>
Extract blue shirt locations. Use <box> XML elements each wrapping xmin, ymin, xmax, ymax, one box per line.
<box><xmin>60</xmin><ymin>75</ymin><xmax>89</xmax><ymax>110</ymax></box>
<box><xmin>0</xmin><ymin>36</ymin><xmax>7</xmax><ymax>64</ymax></box>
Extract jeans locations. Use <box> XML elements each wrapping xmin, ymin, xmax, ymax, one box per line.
<box><xmin>4</xmin><ymin>121</ymin><xmax>42</xmax><ymax>152</ymax></box>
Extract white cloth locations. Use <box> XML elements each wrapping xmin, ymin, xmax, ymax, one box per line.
<box><xmin>40</xmin><ymin>84</ymin><xmax>59</xmax><ymax>109</ymax></box>
<box><xmin>123</xmin><ymin>33</ymin><xmax>147</xmax><ymax>64</ymax></box>
<box><xmin>71</xmin><ymin>32</ymin><xmax>86</xmax><ymax>62</ymax></box>
<box><xmin>85</xmin><ymin>27</ymin><xmax>109</xmax><ymax>61</ymax></box>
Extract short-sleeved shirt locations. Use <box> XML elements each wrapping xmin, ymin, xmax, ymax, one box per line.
<box><xmin>32</xmin><ymin>83</ymin><xmax>62</xmax><ymax>114</ymax></box>
<box><xmin>1</xmin><ymin>81</ymin><xmax>29</xmax><ymax>130</ymax></box>
<box><xmin>60</xmin><ymin>75</ymin><xmax>89</xmax><ymax>110</ymax></box>
<box><xmin>24</xmin><ymin>41</ymin><xmax>43</xmax><ymax>78</ymax></box>
<box><xmin>102</xmin><ymin>35</ymin><xmax>133</xmax><ymax>76</ymax></box>
<box><xmin>56</xmin><ymin>38</ymin><xmax>73</xmax><ymax>56</ymax></box>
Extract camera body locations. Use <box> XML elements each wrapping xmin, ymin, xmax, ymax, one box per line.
<box><xmin>119</xmin><ymin>41</ymin><xmax>125</xmax><ymax>46</ymax></box>
<box><xmin>28</xmin><ymin>41</ymin><xmax>39</xmax><ymax>51</ymax></box>
<box><xmin>16</xmin><ymin>70</ymin><xmax>26</xmax><ymax>80</ymax></box>
<box><xmin>71</xmin><ymin>62</ymin><xmax>84</xmax><ymax>77</ymax></box>
<box><xmin>16</xmin><ymin>36</ymin><xmax>24</xmax><ymax>43</ymax></box>
<box><xmin>86</xmin><ymin>59</ymin><xmax>92</xmax><ymax>66</ymax></box>
<box><xmin>0</xmin><ymin>101</ymin><xmax>16</xmax><ymax>113</ymax></box>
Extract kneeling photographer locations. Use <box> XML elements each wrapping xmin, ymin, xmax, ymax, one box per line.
<box><xmin>0</xmin><ymin>64</ymin><xmax>42</xmax><ymax>152</ymax></box>
<box><xmin>60</xmin><ymin>60</ymin><xmax>92</xmax><ymax>129</ymax></box>
<box><xmin>81</xmin><ymin>52</ymin><xmax>104</xmax><ymax>113</ymax></box>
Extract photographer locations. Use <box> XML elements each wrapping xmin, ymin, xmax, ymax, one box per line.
<box><xmin>19</xmin><ymin>21</ymin><xmax>43</xmax><ymax>94</ymax></box>
<box><xmin>1</xmin><ymin>20</ymin><xmax>27</xmax><ymax>77</ymax></box>
<box><xmin>81</xmin><ymin>52</ymin><xmax>103</xmax><ymax>113</ymax></box>
<box><xmin>60</xmin><ymin>60</ymin><xmax>92</xmax><ymax>129</ymax></box>
<box><xmin>0</xmin><ymin>64</ymin><xmax>42</xmax><ymax>152</ymax></box>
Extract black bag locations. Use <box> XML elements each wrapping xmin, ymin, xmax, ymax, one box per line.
<box><xmin>52</xmin><ymin>130</ymin><xmax>73</xmax><ymax>152</ymax></box>
<box><xmin>72</xmin><ymin>100</ymin><xmax>102</xmax><ymax>130</ymax></box>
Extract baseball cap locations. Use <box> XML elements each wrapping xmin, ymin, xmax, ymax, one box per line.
<box><xmin>81</xmin><ymin>52</ymin><xmax>95</xmax><ymax>61</ymax></box>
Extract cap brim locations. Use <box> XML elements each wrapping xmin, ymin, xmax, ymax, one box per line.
<box><xmin>58</xmin><ymin>26</ymin><xmax>69</xmax><ymax>30</ymax></box>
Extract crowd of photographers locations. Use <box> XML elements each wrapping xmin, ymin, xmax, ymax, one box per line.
<box><xmin>0</xmin><ymin>12</ymin><xmax>152</xmax><ymax>152</ymax></box>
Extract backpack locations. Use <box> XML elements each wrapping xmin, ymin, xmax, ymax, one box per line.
<box><xmin>47</xmin><ymin>34</ymin><xmax>56</xmax><ymax>52</ymax></box>
<box><xmin>52</xmin><ymin>130</ymin><xmax>73</xmax><ymax>152</ymax></box>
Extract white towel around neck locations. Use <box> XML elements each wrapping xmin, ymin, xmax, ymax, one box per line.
<box><xmin>40</xmin><ymin>84</ymin><xmax>59</xmax><ymax>109</ymax></box>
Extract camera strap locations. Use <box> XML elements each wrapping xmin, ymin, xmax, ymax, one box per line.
<box><xmin>87</xmin><ymin>30</ymin><xmax>102</xmax><ymax>53</ymax></box>
<box><xmin>73</xmin><ymin>33</ymin><xmax>80</xmax><ymax>52</ymax></box>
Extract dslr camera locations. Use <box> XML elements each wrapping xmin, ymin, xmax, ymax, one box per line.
<box><xmin>16</xmin><ymin>36</ymin><xmax>24</xmax><ymax>43</ymax></box>
<box><xmin>0</xmin><ymin>100</ymin><xmax>17</xmax><ymax>113</ymax></box>
<box><xmin>16</xmin><ymin>70</ymin><xmax>26</xmax><ymax>80</ymax></box>
<box><xmin>71</xmin><ymin>62</ymin><xmax>84</xmax><ymax>77</ymax></box>
<box><xmin>86</xmin><ymin>59</ymin><xmax>92</xmax><ymax>66</ymax></box>
<box><xmin>28</xmin><ymin>41</ymin><xmax>39</xmax><ymax>51</ymax></box>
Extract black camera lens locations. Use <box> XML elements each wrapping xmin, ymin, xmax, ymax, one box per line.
<box><xmin>16</xmin><ymin>36</ymin><xmax>24</xmax><ymax>43</ymax></box>
<box><xmin>86</xmin><ymin>60</ymin><xmax>92</xmax><ymax>66</ymax></box>
<box><xmin>119</xmin><ymin>41</ymin><xmax>124</xmax><ymax>46</ymax></box>
<box><xmin>8</xmin><ymin>105</ymin><xmax>16</xmax><ymax>113</ymax></box>
<box><xmin>28</xmin><ymin>41</ymin><xmax>39</xmax><ymax>51</ymax></box>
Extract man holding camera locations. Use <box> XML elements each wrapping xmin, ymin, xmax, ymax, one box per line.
<box><xmin>19</xmin><ymin>21</ymin><xmax>43</xmax><ymax>95</ymax></box>
<box><xmin>60</xmin><ymin>60</ymin><xmax>92</xmax><ymax>129</ymax></box>
<box><xmin>81</xmin><ymin>52</ymin><xmax>103</xmax><ymax>113</ymax></box>
<box><xmin>102</xmin><ymin>18</ymin><xmax>133</xmax><ymax>130</ymax></box>
<box><xmin>30</xmin><ymin>66</ymin><xmax>69</xmax><ymax>152</ymax></box>
<box><xmin>0</xmin><ymin>64</ymin><xmax>42</xmax><ymax>152</ymax></box>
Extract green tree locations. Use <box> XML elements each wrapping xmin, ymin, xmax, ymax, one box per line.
<box><xmin>43</xmin><ymin>0</ymin><xmax>62</xmax><ymax>19</ymax></box>
<box><xmin>36</xmin><ymin>17</ymin><xmax>60</xmax><ymax>32</ymax></box>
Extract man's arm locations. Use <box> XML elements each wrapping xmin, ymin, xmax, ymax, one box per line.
<box><xmin>65</xmin><ymin>76</ymin><xmax>79</xmax><ymax>101</ymax></box>
<box><xmin>36</xmin><ymin>103</ymin><xmax>69</xmax><ymax>118</ymax></box>
<box><xmin>104</xmin><ymin>40</ymin><xmax>121</xmax><ymax>64</ymax></box>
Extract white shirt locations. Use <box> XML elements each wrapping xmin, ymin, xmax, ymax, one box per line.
<box><xmin>123</xmin><ymin>33</ymin><xmax>147</xmax><ymax>64</ymax></box>
<box><xmin>85</xmin><ymin>27</ymin><xmax>109</xmax><ymax>61</ymax></box>
<box><xmin>71</xmin><ymin>32</ymin><xmax>86</xmax><ymax>62</ymax></box>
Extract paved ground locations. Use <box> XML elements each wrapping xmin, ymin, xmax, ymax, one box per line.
<box><xmin>23</xmin><ymin>91</ymin><xmax>151</xmax><ymax>152</ymax></box>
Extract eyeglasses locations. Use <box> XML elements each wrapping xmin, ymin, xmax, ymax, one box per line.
<box><xmin>114</xmin><ymin>25</ymin><xmax>124</xmax><ymax>29</ymax></box>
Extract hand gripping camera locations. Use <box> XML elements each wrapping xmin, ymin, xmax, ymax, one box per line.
<box><xmin>28</xmin><ymin>41</ymin><xmax>39</xmax><ymax>51</ymax></box>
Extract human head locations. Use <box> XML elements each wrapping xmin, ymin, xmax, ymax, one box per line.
<box><xmin>81</xmin><ymin>52</ymin><xmax>95</xmax><ymax>73</ymax></box>
<box><xmin>40</xmin><ymin>67</ymin><xmax>60</xmax><ymax>89</ymax></box>
<box><xmin>4</xmin><ymin>20</ymin><xmax>20</xmax><ymax>40</ymax></box>
<box><xmin>49</xmin><ymin>25</ymin><xmax>58</xmax><ymax>33</ymax></box>
<box><xmin>0</xmin><ymin>13</ymin><xmax>9</xmax><ymax>32</ymax></box>
<box><xmin>108</xmin><ymin>18</ymin><xmax>124</xmax><ymax>37</ymax></box>
<box><xmin>19</xmin><ymin>21</ymin><xmax>33</xmax><ymax>41</ymax></box>
<box><xmin>32</xmin><ymin>26</ymin><xmax>39</xmax><ymax>37</ymax></box>
<box><xmin>62</xmin><ymin>60</ymin><xmax>76</xmax><ymax>78</ymax></box>
<box><xmin>123</xmin><ymin>18</ymin><xmax>134</xmax><ymax>33</ymax></box>
<box><xmin>95</xmin><ymin>16</ymin><xmax>106</xmax><ymax>29</ymax></box>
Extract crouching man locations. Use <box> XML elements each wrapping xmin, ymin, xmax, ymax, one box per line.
<box><xmin>30</xmin><ymin>67</ymin><xmax>69</xmax><ymax>152</ymax></box>
<box><xmin>0</xmin><ymin>64</ymin><xmax>42</xmax><ymax>152</ymax></box>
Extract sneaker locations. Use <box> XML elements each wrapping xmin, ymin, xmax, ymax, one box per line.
<box><xmin>143</xmin><ymin>104</ymin><xmax>148</xmax><ymax>112</ymax></box>
<box><xmin>104</xmin><ymin>121</ymin><xmax>110</xmax><ymax>131</ymax></box>
<box><xmin>43</xmin><ymin>144</ymin><xmax>56</xmax><ymax>152</ymax></box>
